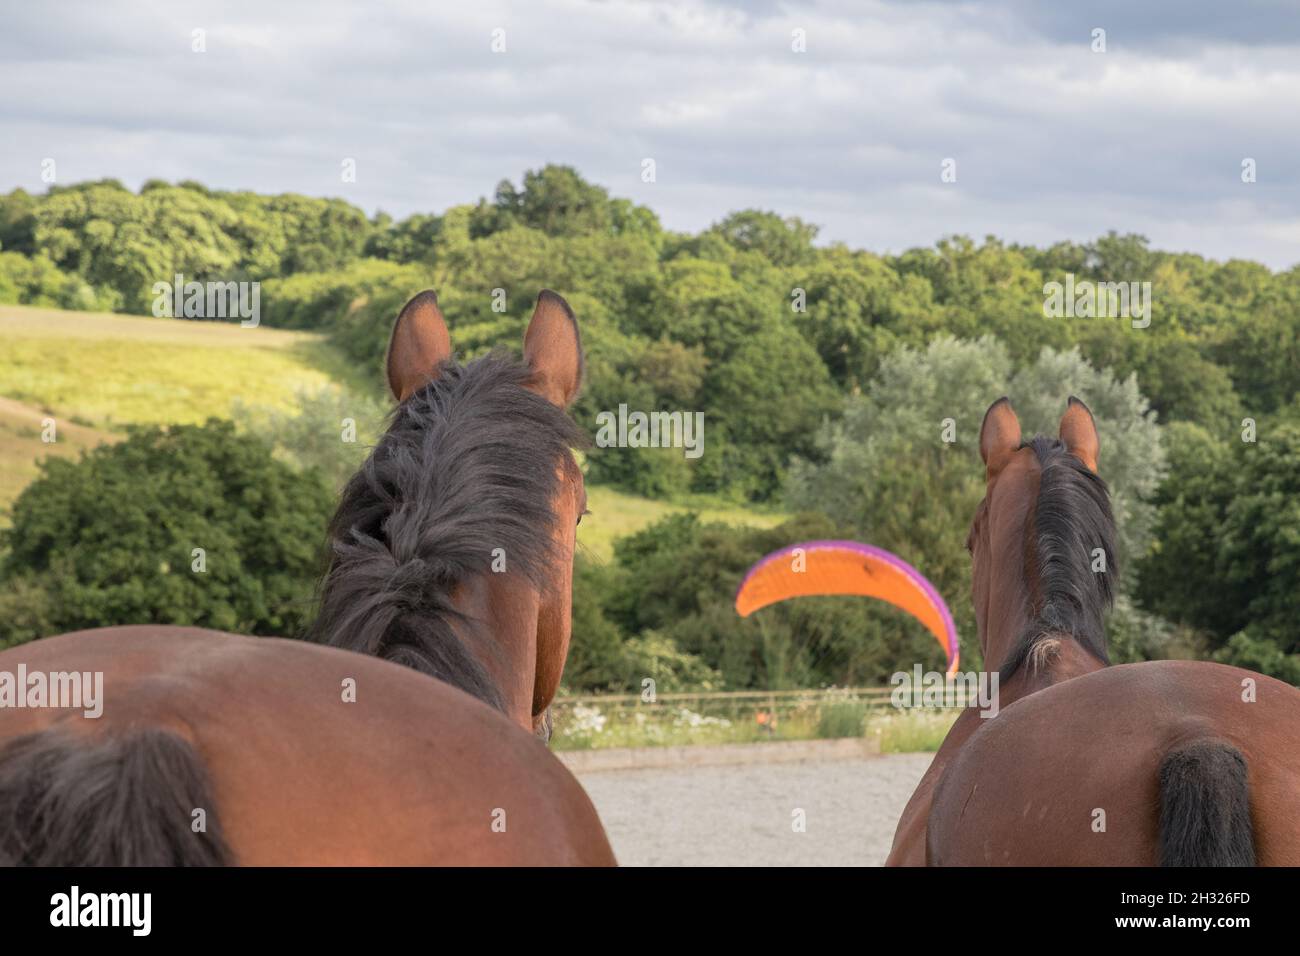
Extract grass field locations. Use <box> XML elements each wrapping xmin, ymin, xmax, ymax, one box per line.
<box><xmin>0</xmin><ymin>305</ymin><xmax>788</xmax><ymax>548</ymax></box>
<box><xmin>0</xmin><ymin>305</ymin><xmax>376</xmax><ymax>429</ymax></box>
<box><xmin>577</xmin><ymin>485</ymin><xmax>787</xmax><ymax>562</ymax></box>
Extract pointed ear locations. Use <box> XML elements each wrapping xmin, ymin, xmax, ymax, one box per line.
<box><xmin>386</xmin><ymin>290</ymin><xmax>452</xmax><ymax>401</ymax></box>
<box><xmin>523</xmin><ymin>289</ymin><xmax>583</xmax><ymax>408</ymax></box>
<box><xmin>1059</xmin><ymin>396</ymin><xmax>1100</xmax><ymax>472</ymax></box>
<box><xmin>979</xmin><ymin>397</ymin><xmax>1022</xmax><ymax>479</ymax></box>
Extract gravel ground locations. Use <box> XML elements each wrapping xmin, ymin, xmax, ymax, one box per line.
<box><xmin>574</xmin><ymin>752</ymin><xmax>933</xmax><ymax>866</ymax></box>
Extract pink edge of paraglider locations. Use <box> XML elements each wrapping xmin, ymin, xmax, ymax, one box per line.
<box><xmin>734</xmin><ymin>539</ymin><xmax>960</xmax><ymax>675</ymax></box>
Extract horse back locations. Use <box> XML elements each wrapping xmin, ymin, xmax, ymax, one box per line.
<box><xmin>926</xmin><ymin>660</ymin><xmax>1300</xmax><ymax>865</ymax></box>
<box><xmin>0</xmin><ymin>627</ymin><xmax>615</xmax><ymax>865</ymax></box>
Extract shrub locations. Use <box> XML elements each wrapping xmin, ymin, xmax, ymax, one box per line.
<box><xmin>0</xmin><ymin>420</ymin><xmax>334</xmax><ymax>642</ymax></box>
<box><xmin>816</xmin><ymin>698</ymin><xmax>869</xmax><ymax>739</ymax></box>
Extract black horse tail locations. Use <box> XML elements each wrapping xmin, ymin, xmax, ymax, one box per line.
<box><xmin>0</xmin><ymin>728</ymin><xmax>233</xmax><ymax>866</ymax></box>
<box><xmin>1157</xmin><ymin>739</ymin><xmax>1255</xmax><ymax>866</ymax></box>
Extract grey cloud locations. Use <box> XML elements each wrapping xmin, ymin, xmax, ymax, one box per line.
<box><xmin>1</xmin><ymin>0</ymin><xmax>1297</xmax><ymax>267</ymax></box>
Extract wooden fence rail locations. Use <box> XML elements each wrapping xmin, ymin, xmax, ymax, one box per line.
<box><xmin>553</xmin><ymin>685</ymin><xmax>978</xmax><ymax>711</ymax></box>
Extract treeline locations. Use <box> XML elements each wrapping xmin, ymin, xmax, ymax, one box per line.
<box><xmin>1</xmin><ymin>168</ymin><xmax>1298</xmax><ymax>685</ymax></box>
<box><xmin>3</xmin><ymin>168</ymin><xmax>1297</xmax><ymax>501</ymax></box>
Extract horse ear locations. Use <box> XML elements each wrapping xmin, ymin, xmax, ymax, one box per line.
<box><xmin>979</xmin><ymin>397</ymin><xmax>1022</xmax><ymax>479</ymax></box>
<box><xmin>523</xmin><ymin>290</ymin><xmax>583</xmax><ymax>408</ymax></box>
<box><xmin>386</xmin><ymin>290</ymin><xmax>452</xmax><ymax>401</ymax></box>
<box><xmin>1059</xmin><ymin>396</ymin><xmax>1100</xmax><ymax>472</ymax></box>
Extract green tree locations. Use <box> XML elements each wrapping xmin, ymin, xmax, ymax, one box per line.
<box><xmin>0</xmin><ymin>421</ymin><xmax>334</xmax><ymax>643</ymax></box>
<box><xmin>705</xmin><ymin>210</ymin><xmax>819</xmax><ymax>267</ymax></box>
<box><xmin>1138</xmin><ymin>419</ymin><xmax>1300</xmax><ymax>664</ymax></box>
<box><xmin>0</xmin><ymin>187</ymin><xmax>37</xmax><ymax>254</ymax></box>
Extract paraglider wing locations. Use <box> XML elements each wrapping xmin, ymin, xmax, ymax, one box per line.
<box><xmin>734</xmin><ymin>540</ymin><xmax>959</xmax><ymax>674</ymax></box>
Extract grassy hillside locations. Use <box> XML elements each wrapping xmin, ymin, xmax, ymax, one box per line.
<box><xmin>578</xmin><ymin>485</ymin><xmax>787</xmax><ymax>563</ymax></box>
<box><xmin>0</xmin><ymin>305</ymin><xmax>786</xmax><ymax>546</ymax></box>
<box><xmin>0</xmin><ymin>396</ymin><xmax>118</xmax><ymax>510</ymax></box>
<box><xmin>0</xmin><ymin>305</ymin><xmax>374</xmax><ymax>428</ymax></box>
<box><xmin>0</xmin><ymin>304</ymin><xmax>379</xmax><ymax>520</ymax></box>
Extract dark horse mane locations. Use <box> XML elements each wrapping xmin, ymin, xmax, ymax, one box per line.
<box><xmin>306</xmin><ymin>352</ymin><xmax>584</xmax><ymax>713</ymax></box>
<box><xmin>999</xmin><ymin>435</ymin><xmax>1117</xmax><ymax>681</ymax></box>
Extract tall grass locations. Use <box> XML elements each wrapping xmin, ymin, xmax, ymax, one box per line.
<box><xmin>866</xmin><ymin>709</ymin><xmax>959</xmax><ymax>753</ymax></box>
<box><xmin>817</xmin><ymin>700</ymin><xmax>870</xmax><ymax>739</ymax></box>
<box><xmin>552</xmin><ymin>697</ymin><xmax>959</xmax><ymax>753</ymax></box>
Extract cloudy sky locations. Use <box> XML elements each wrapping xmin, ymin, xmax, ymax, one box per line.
<box><xmin>3</xmin><ymin>0</ymin><xmax>1298</xmax><ymax>267</ymax></box>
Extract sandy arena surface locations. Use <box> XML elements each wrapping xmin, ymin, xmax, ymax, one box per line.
<box><xmin>574</xmin><ymin>752</ymin><xmax>934</xmax><ymax>866</ymax></box>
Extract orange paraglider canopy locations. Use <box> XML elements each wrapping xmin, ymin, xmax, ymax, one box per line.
<box><xmin>734</xmin><ymin>540</ymin><xmax>959</xmax><ymax>674</ymax></box>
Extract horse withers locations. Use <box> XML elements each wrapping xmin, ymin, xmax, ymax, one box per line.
<box><xmin>0</xmin><ymin>289</ymin><xmax>616</xmax><ymax>866</ymax></box>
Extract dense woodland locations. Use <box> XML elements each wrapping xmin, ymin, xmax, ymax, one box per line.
<box><xmin>1</xmin><ymin>167</ymin><xmax>1297</xmax><ymax>688</ymax></box>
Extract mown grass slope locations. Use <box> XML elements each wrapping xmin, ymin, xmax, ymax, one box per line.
<box><xmin>0</xmin><ymin>305</ymin><xmax>372</xmax><ymax>428</ymax></box>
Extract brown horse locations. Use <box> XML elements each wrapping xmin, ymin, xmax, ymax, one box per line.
<box><xmin>890</xmin><ymin>397</ymin><xmax>1300</xmax><ymax>865</ymax></box>
<box><xmin>0</xmin><ymin>289</ymin><xmax>616</xmax><ymax>866</ymax></box>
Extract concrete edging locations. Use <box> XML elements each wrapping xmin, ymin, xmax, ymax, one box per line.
<box><xmin>557</xmin><ymin>736</ymin><xmax>882</xmax><ymax>774</ymax></box>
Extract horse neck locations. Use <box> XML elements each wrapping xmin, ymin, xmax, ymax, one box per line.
<box><xmin>979</xmin><ymin>566</ymin><xmax>1033</xmax><ymax>678</ymax></box>
<box><xmin>978</xmin><ymin>538</ymin><xmax>1106</xmax><ymax>703</ymax></box>
<box><xmin>450</xmin><ymin>571</ymin><xmax>540</xmax><ymax>733</ymax></box>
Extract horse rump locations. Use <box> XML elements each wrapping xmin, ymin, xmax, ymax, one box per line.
<box><xmin>0</xmin><ymin>727</ymin><xmax>233</xmax><ymax>866</ymax></box>
<box><xmin>1157</xmin><ymin>739</ymin><xmax>1255</xmax><ymax>867</ymax></box>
